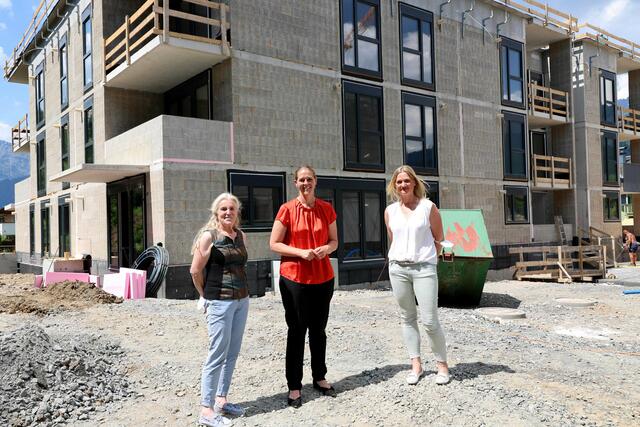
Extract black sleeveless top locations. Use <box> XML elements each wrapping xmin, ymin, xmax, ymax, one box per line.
<box><xmin>203</xmin><ymin>229</ymin><xmax>248</xmax><ymax>300</ymax></box>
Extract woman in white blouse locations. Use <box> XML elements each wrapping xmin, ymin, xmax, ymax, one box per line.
<box><xmin>384</xmin><ymin>165</ymin><xmax>450</xmax><ymax>386</ymax></box>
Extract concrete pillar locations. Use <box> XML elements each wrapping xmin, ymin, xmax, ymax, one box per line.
<box><xmin>629</xmin><ymin>69</ymin><xmax>640</xmax><ymax>110</ymax></box>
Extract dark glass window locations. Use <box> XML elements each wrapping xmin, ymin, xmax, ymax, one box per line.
<box><xmin>107</xmin><ymin>175</ymin><xmax>146</xmax><ymax>269</ymax></box>
<box><xmin>341</xmin><ymin>0</ymin><xmax>382</xmax><ymax>79</ymax></box>
<box><xmin>502</xmin><ymin>112</ymin><xmax>527</xmax><ymax>179</ymax></box>
<box><xmin>29</xmin><ymin>204</ymin><xmax>35</xmax><ymax>256</ymax></box>
<box><xmin>82</xmin><ymin>6</ymin><xmax>93</xmax><ymax>90</ymax></box>
<box><xmin>40</xmin><ymin>202</ymin><xmax>50</xmax><ymax>257</ymax></box>
<box><xmin>342</xmin><ymin>81</ymin><xmax>384</xmax><ymax>171</ymax></box>
<box><xmin>58</xmin><ymin>196</ymin><xmax>70</xmax><ymax>257</ymax></box>
<box><xmin>59</xmin><ymin>34</ymin><xmax>69</xmax><ymax>110</ymax></box>
<box><xmin>425</xmin><ymin>180</ymin><xmax>439</xmax><ymax>207</ymax></box>
<box><xmin>228</xmin><ymin>171</ymin><xmax>285</xmax><ymax>231</ymax></box>
<box><xmin>602</xmin><ymin>131</ymin><xmax>618</xmax><ymax>186</ymax></box>
<box><xmin>84</xmin><ymin>97</ymin><xmax>94</xmax><ymax>164</ymax></box>
<box><xmin>399</xmin><ymin>4</ymin><xmax>434</xmax><ymax>90</ymax></box>
<box><xmin>500</xmin><ymin>38</ymin><xmax>524</xmax><ymax>108</ymax></box>
<box><xmin>317</xmin><ymin>177</ymin><xmax>385</xmax><ymax>261</ymax></box>
<box><xmin>504</xmin><ymin>186</ymin><xmax>529</xmax><ymax>224</ymax></box>
<box><xmin>36</xmin><ymin>132</ymin><xmax>46</xmax><ymax>197</ymax></box>
<box><xmin>402</xmin><ymin>92</ymin><xmax>437</xmax><ymax>174</ymax></box>
<box><xmin>35</xmin><ymin>62</ymin><xmax>45</xmax><ymax>129</ymax></box>
<box><xmin>61</xmin><ymin>114</ymin><xmax>70</xmax><ymax>190</ymax></box>
<box><xmin>165</xmin><ymin>70</ymin><xmax>211</xmax><ymax>119</ymax></box>
<box><xmin>600</xmin><ymin>70</ymin><xmax>616</xmax><ymax>126</ymax></box>
<box><xmin>603</xmin><ymin>191</ymin><xmax>620</xmax><ymax>221</ymax></box>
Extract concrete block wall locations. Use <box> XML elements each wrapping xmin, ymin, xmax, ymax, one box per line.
<box><xmin>212</xmin><ymin>60</ymin><xmax>233</xmax><ymax>122</ymax></box>
<box><xmin>104</xmin><ymin>87</ymin><xmax>163</xmax><ymax>140</ymax></box>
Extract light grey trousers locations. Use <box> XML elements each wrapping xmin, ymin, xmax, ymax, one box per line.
<box><xmin>388</xmin><ymin>262</ymin><xmax>447</xmax><ymax>362</ymax></box>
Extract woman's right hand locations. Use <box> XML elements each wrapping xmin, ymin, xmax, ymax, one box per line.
<box><xmin>298</xmin><ymin>248</ymin><xmax>317</xmax><ymax>261</ymax></box>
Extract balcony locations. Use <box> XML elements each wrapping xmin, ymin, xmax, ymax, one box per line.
<box><xmin>527</xmin><ymin>82</ymin><xmax>570</xmax><ymax>127</ymax></box>
<box><xmin>531</xmin><ymin>154</ymin><xmax>571</xmax><ymax>189</ymax></box>
<box><xmin>618</xmin><ymin>106</ymin><xmax>640</xmax><ymax>141</ymax></box>
<box><xmin>104</xmin><ymin>0</ymin><xmax>230</xmax><ymax>93</ymax></box>
<box><xmin>11</xmin><ymin>114</ymin><xmax>30</xmax><ymax>153</ymax></box>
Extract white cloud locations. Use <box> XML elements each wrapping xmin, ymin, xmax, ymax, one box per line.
<box><xmin>0</xmin><ymin>46</ymin><xmax>6</xmax><ymax>64</ymax></box>
<box><xmin>0</xmin><ymin>0</ymin><xmax>11</xmax><ymax>10</ymax></box>
<box><xmin>0</xmin><ymin>122</ymin><xmax>11</xmax><ymax>142</ymax></box>
<box><xmin>618</xmin><ymin>73</ymin><xmax>629</xmax><ymax>100</ymax></box>
<box><xmin>0</xmin><ymin>23</ymin><xmax>6</xmax><ymax>31</ymax></box>
<box><xmin>601</xmin><ymin>0</ymin><xmax>628</xmax><ymax>24</ymax></box>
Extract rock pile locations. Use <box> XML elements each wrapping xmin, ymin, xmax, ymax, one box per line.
<box><xmin>0</xmin><ymin>325</ymin><xmax>132</xmax><ymax>426</ymax></box>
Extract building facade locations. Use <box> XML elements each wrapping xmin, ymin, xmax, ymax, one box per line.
<box><xmin>5</xmin><ymin>0</ymin><xmax>640</xmax><ymax>297</ymax></box>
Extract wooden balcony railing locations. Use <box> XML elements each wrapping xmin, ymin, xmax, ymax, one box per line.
<box><xmin>618</xmin><ymin>106</ymin><xmax>640</xmax><ymax>136</ymax></box>
<box><xmin>528</xmin><ymin>82</ymin><xmax>570</xmax><ymax>120</ymax></box>
<box><xmin>577</xmin><ymin>23</ymin><xmax>640</xmax><ymax>63</ymax></box>
<box><xmin>499</xmin><ymin>0</ymin><xmax>579</xmax><ymax>33</ymax></box>
<box><xmin>11</xmin><ymin>114</ymin><xmax>30</xmax><ymax>152</ymax></box>
<box><xmin>104</xmin><ymin>0</ymin><xmax>230</xmax><ymax>76</ymax></box>
<box><xmin>532</xmin><ymin>154</ymin><xmax>571</xmax><ymax>188</ymax></box>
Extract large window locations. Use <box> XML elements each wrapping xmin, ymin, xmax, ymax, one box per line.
<box><xmin>402</xmin><ymin>92</ymin><xmax>437</xmax><ymax>174</ymax></box>
<box><xmin>59</xmin><ymin>33</ymin><xmax>69</xmax><ymax>110</ymax></box>
<box><xmin>425</xmin><ymin>180</ymin><xmax>439</xmax><ymax>207</ymax></box>
<box><xmin>504</xmin><ymin>186</ymin><xmax>529</xmax><ymax>224</ymax></box>
<box><xmin>500</xmin><ymin>38</ymin><xmax>524</xmax><ymax>108</ymax></box>
<box><xmin>600</xmin><ymin>70</ymin><xmax>616</xmax><ymax>127</ymax></box>
<box><xmin>40</xmin><ymin>202</ymin><xmax>50</xmax><ymax>257</ymax></box>
<box><xmin>29</xmin><ymin>204</ymin><xmax>35</xmax><ymax>256</ymax></box>
<box><xmin>165</xmin><ymin>70</ymin><xmax>211</xmax><ymax>119</ymax></box>
<box><xmin>107</xmin><ymin>175</ymin><xmax>146</xmax><ymax>269</ymax></box>
<box><xmin>84</xmin><ymin>97</ymin><xmax>94</xmax><ymax>164</ymax></box>
<box><xmin>317</xmin><ymin>177</ymin><xmax>386</xmax><ymax>261</ymax></box>
<box><xmin>228</xmin><ymin>171</ymin><xmax>285</xmax><ymax>231</ymax></box>
<box><xmin>58</xmin><ymin>196</ymin><xmax>70</xmax><ymax>257</ymax></box>
<box><xmin>82</xmin><ymin>6</ymin><xmax>93</xmax><ymax>90</ymax></box>
<box><xmin>341</xmin><ymin>0</ymin><xmax>382</xmax><ymax>79</ymax></box>
<box><xmin>399</xmin><ymin>4</ymin><xmax>434</xmax><ymax>90</ymax></box>
<box><xmin>36</xmin><ymin>132</ymin><xmax>46</xmax><ymax>197</ymax></box>
<box><xmin>61</xmin><ymin>114</ymin><xmax>70</xmax><ymax>190</ymax></box>
<box><xmin>603</xmin><ymin>191</ymin><xmax>620</xmax><ymax>221</ymax></box>
<box><xmin>342</xmin><ymin>81</ymin><xmax>384</xmax><ymax>171</ymax></box>
<box><xmin>602</xmin><ymin>131</ymin><xmax>618</xmax><ymax>186</ymax></box>
<box><xmin>35</xmin><ymin>62</ymin><xmax>45</xmax><ymax>129</ymax></box>
<box><xmin>502</xmin><ymin>112</ymin><xmax>527</xmax><ymax>180</ymax></box>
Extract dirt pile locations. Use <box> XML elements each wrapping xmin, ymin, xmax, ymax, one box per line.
<box><xmin>0</xmin><ymin>325</ymin><xmax>132</xmax><ymax>426</ymax></box>
<box><xmin>0</xmin><ymin>280</ymin><xmax>123</xmax><ymax>315</ymax></box>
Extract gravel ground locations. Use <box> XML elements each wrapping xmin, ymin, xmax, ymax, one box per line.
<box><xmin>0</xmin><ymin>274</ymin><xmax>639</xmax><ymax>426</ymax></box>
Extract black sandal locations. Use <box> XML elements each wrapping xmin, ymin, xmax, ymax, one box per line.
<box><xmin>287</xmin><ymin>391</ymin><xmax>302</xmax><ymax>408</ymax></box>
<box><xmin>313</xmin><ymin>381</ymin><xmax>337</xmax><ymax>398</ymax></box>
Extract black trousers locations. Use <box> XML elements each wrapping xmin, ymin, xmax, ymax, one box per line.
<box><xmin>280</xmin><ymin>276</ymin><xmax>334</xmax><ymax>391</ymax></box>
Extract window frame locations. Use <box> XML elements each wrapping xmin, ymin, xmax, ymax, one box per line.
<box><xmin>59</xmin><ymin>33</ymin><xmax>69</xmax><ymax>111</ymax></box>
<box><xmin>35</xmin><ymin>62</ymin><xmax>45</xmax><ymax>130</ymax></box>
<box><xmin>36</xmin><ymin>131</ymin><xmax>46</xmax><ymax>197</ymax></box>
<box><xmin>164</xmin><ymin>69</ymin><xmax>212</xmax><ymax>119</ymax></box>
<box><xmin>29</xmin><ymin>204</ymin><xmax>35</xmax><ymax>256</ymax></box>
<box><xmin>600</xmin><ymin>69</ymin><xmax>617</xmax><ymax>127</ymax></box>
<box><xmin>504</xmin><ymin>186</ymin><xmax>529</xmax><ymax>225</ymax></box>
<box><xmin>58</xmin><ymin>195</ymin><xmax>71</xmax><ymax>257</ymax></box>
<box><xmin>342</xmin><ymin>80</ymin><xmax>385</xmax><ymax>172</ymax></box>
<box><xmin>602</xmin><ymin>131</ymin><xmax>619</xmax><ymax>186</ymax></box>
<box><xmin>227</xmin><ymin>170</ymin><xmax>286</xmax><ymax>232</ymax></box>
<box><xmin>317</xmin><ymin>176</ymin><xmax>387</xmax><ymax>263</ymax></box>
<box><xmin>398</xmin><ymin>3</ymin><xmax>435</xmax><ymax>91</ymax></box>
<box><xmin>84</xmin><ymin>96</ymin><xmax>94</xmax><ymax>164</ymax></box>
<box><xmin>60</xmin><ymin>114</ymin><xmax>70</xmax><ymax>190</ymax></box>
<box><xmin>401</xmin><ymin>92</ymin><xmax>438</xmax><ymax>175</ymax></box>
<box><xmin>499</xmin><ymin>37</ymin><xmax>525</xmax><ymax>109</ymax></box>
<box><xmin>502</xmin><ymin>111</ymin><xmax>528</xmax><ymax>181</ymax></box>
<box><xmin>603</xmin><ymin>191</ymin><xmax>620</xmax><ymax>222</ymax></box>
<box><xmin>40</xmin><ymin>201</ymin><xmax>50</xmax><ymax>257</ymax></box>
<box><xmin>424</xmin><ymin>180</ymin><xmax>439</xmax><ymax>207</ymax></box>
<box><xmin>340</xmin><ymin>0</ymin><xmax>383</xmax><ymax>80</ymax></box>
<box><xmin>82</xmin><ymin>6</ymin><xmax>93</xmax><ymax>91</ymax></box>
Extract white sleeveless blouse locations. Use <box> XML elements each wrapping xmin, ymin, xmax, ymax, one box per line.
<box><xmin>386</xmin><ymin>198</ymin><xmax>437</xmax><ymax>264</ymax></box>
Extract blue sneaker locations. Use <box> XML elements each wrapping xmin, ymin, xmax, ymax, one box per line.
<box><xmin>214</xmin><ymin>402</ymin><xmax>246</xmax><ymax>417</ymax></box>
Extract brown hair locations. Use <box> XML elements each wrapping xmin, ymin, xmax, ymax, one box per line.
<box><xmin>386</xmin><ymin>165</ymin><xmax>428</xmax><ymax>202</ymax></box>
<box><xmin>294</xmin><ymin>165</ymin><xmax>317</xmax><ymax>181</ymax></box>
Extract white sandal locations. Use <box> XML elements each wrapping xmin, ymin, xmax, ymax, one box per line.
<box><xmin>406</xmin><ymin>369</ymin><xmax>424</xmax><ymax>385</ymax></box>
<box><xmin>435</xmin><ymin>371</ymin><xmax>451</xmax><ymax>385</ymax></box>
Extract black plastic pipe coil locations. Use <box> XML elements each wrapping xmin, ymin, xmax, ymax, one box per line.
<box><xmin>132</xmin><ymin>245</ymin><xmax>170</xmax><ymax>297</ymax></box>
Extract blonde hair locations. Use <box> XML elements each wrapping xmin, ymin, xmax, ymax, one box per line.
<box><xmin>386</xmin><ymin>165</ymin><xmax>428</xmax><ymax>202</ymax></box>
<box><xmin>191</xmin><ymin>193</ymin><xmax>242</xmax><ymax>254</ymax></box>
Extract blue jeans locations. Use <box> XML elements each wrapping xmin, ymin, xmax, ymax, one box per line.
<box><xmin>200</xmin><ymin>297</ymin><xmax>249</xmax><ymax>408</ymax></box>
<box><xmin>388</xmin><ymin>262</ymin><xmax>447</xmax><ymax>363</ymax></box>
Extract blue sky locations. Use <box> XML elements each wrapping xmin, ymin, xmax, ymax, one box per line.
<box><xmin>0</xmin><ymin>0</ymin><xmax>640</xmax><ymax>141</ymax></box>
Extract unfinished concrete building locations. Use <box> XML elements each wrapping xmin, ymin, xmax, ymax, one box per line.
<box><xmin>5</xmin><ymin>0</ymin><xmax>640</xmax><ymax>296</ymax></box>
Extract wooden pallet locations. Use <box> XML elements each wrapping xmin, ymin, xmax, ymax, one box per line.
<box><xmin>509</xmin><ymin>245</ymin><xmax>607</xmax><ymax>283</ymax></box>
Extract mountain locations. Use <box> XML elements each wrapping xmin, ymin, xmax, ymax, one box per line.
<box><xmin>0</xmin><ymin>140</ymin><xmax>30</xmax><ymax>207</ymax></box>
<box><xmin>619</xmin><ymin>98</ymin><xmax>629</xmax><ymax>108</ymax></box>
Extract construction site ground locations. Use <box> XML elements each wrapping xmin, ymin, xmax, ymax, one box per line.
<box><xmin>1</xmin><ymin>273</ymin><xmax>639</xmax><ymax>426</ymax></box>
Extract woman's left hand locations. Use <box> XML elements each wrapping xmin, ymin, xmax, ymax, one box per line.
<box><xmin>313</xmin><ymin>245</ymin><xmax>330</xmax><ymax>259</ymax></box>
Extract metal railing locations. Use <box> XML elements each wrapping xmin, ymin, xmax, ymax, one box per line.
<box><xmin>577</xmin><ymin>23</ymin><xmax>640</xmax><ymax>63</ymax></box>
<box><xmin>104</xmin><ymin>0</ymin><xmax>230</xmax><ymax>76</ymax></box>
<box><xmin>618</xmin><ymin>106</ymin><xmax>640</xmax><ymax>137</ymax></box>
<box><xmin>11</xmin><ymin>114</ymin><xmax>30</xmax><ymax>152</ymax></box>
<box><xmin>532</xmin><ymin>154</ymin><xmax>571</xmax><ymax>188</ymax></box>
<box><xmin>528</xmin><ymin>82</ymin><xmax>570</xmax><ymax>120</ymax></box>
<box><xmin>497</xmin><ymin>0</ymin><xmax>578</xmax><ymax>33</ymax></box>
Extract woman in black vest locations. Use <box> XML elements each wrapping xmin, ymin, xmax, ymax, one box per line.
<box><xmin>190</xmin><ymin>193</ymin><xmax>249</xmax><ymax>427</ymax></box>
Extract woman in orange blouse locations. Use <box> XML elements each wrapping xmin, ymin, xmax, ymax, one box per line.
<box><xmin>270</xmin><ymin>165</ymin><xmax>339</xmax><ymax>408</ymax></box>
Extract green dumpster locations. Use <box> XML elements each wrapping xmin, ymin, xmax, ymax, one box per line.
<box><xmin>437</xmin><ymin>209</ymin><xmax>493</xmax><ymax>307</ymax></box>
